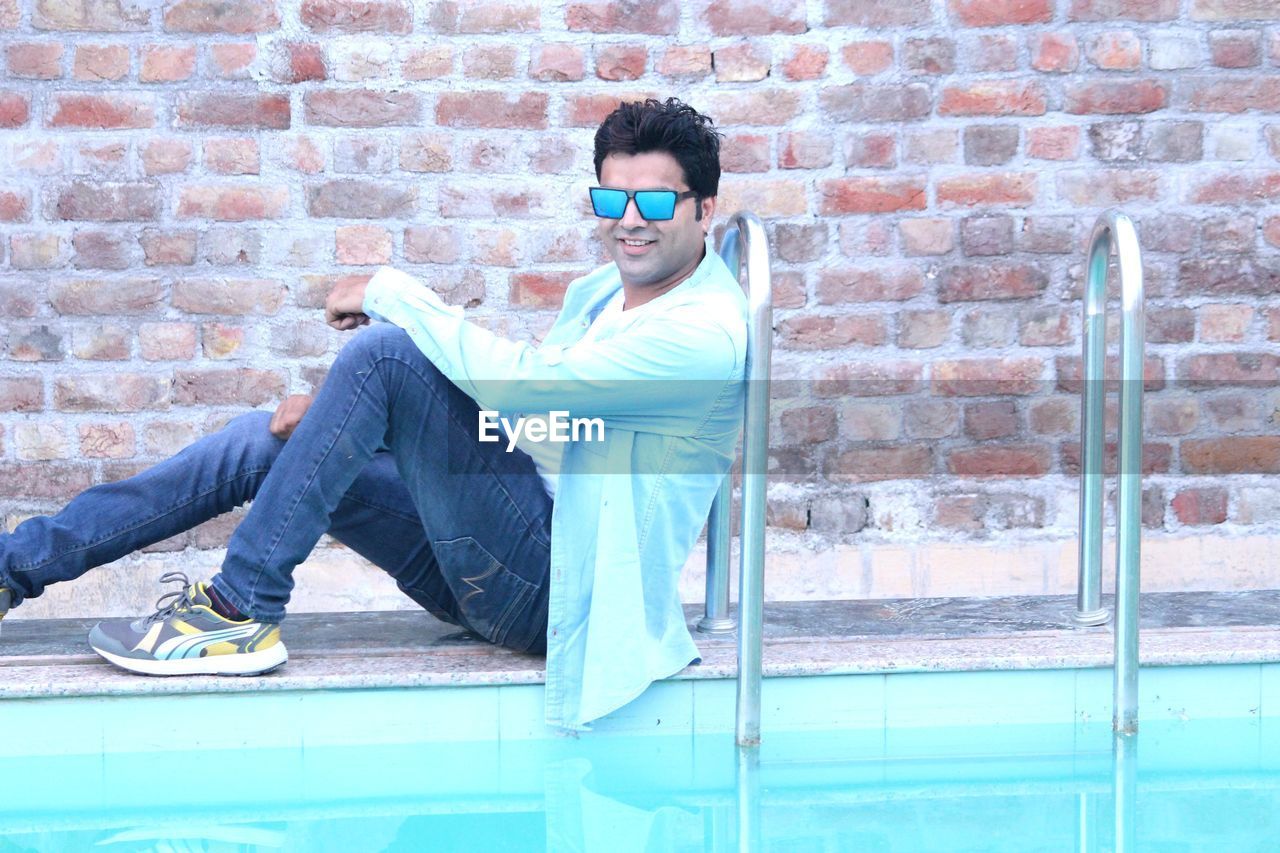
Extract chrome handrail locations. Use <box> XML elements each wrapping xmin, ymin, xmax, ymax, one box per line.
<box><xmin>703</xmin><ymin>212</ymin><xmax>773</xmax><ymax>748</ymax></box>
<box><xmin>1073</xmin><ymin>210</ymin><xmax>1145</xmax><ymax>736</ymax></box>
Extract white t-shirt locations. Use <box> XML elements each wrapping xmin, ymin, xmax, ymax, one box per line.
<box><xmin>506</xmin><ymin>289</ymin><xmax>632</xmax><ymax>499</ymax></box>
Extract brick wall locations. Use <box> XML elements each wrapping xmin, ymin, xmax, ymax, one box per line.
<box><xmin>1</xmin><ymin>0</ymin><xmax>1279</xmax><ymax>569</ymax></box>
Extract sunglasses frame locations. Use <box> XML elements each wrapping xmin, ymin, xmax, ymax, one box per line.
<box><xmin>589</xmin><ymin>187</ymin><xmax>700</xmax><ymax>221</ymax></box>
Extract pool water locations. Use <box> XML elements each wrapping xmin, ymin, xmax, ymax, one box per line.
<box><xmin>2</xmin><ymin>716</ymin><xmax>1276</xmax><ymax>851</ymax></box>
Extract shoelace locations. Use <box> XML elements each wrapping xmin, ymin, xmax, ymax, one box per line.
<box><xmin>144</xmin><ymin>571</ymin><xmax>196</xmax><ymax>627</ymax></box>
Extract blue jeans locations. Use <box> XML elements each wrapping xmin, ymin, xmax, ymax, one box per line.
<box><xmin>0</xmin><ymin>324</ymin><xmax>553</xmax><ymax>654</ymax></box>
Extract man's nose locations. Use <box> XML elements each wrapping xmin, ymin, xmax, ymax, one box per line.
<box><xmin>619</xmin><ymin>197</ymin><xmax>647</xmax><ymax>228</ymax></box>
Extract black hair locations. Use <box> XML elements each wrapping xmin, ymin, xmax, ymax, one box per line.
<box><xmin>593</xmin><ymin>98</ymin><xmax>723</xmax><ymax>221</ymax></box>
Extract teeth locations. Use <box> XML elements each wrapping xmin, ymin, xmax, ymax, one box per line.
<box><xmin>622</xmin><ymin>239</ymin><xmax>651</xmax><ymax>246</ymax></box>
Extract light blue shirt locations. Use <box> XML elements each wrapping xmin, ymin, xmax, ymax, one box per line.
<box><xmin>363</xmin><ymin>238</ymin><xmax>747</xmax><ymax>731</ymax></box>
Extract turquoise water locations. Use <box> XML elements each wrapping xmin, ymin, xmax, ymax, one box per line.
<box><xmin>2</xmin><ymin>717</ymin><xmax>1277</xmax><ymax>851</ymax></box>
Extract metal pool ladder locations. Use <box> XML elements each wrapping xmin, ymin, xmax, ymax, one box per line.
<box><xmin>1072</xmin><ymin>210</ymin><xmax>1145</xmax><ymax>735</ymax></box>
<box><xmin>699</xmin><ymin>211</ymin><xmax>773</xmax><ymax>748</ymax></box>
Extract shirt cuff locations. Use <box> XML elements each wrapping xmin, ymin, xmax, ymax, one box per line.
<box><xmin>363</xmin><ymin>265</ymin><xmax>446</xmax><ymax>324</ymax></box>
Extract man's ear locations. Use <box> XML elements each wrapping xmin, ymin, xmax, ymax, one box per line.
<box><xmin>697</xmin><ymin>195</ymin><xmax>716</xmax><ymax>226</ymax></box>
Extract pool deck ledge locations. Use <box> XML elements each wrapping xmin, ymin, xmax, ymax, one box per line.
<box><xmin>3</xmin><ymin>591</ymin><xmax>1280</xmax><ymax>700</ymax></box>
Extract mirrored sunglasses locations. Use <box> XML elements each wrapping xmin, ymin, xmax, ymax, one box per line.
<box><xmin>589</xmin><ymin>187</ymin><xmax>698</xmax><ymax>221</ymax></box>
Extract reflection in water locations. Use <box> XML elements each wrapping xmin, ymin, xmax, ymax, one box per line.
<box><xmin>0</xmin><ymin>718</ymin><xmax>1275</xmax><ymax>852</ymax></box>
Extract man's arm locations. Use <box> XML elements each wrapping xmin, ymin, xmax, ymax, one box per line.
<box><xmin>326</xmin><ymin>267</ymin><xmax>740</xmax><ymax>421</ymax></box>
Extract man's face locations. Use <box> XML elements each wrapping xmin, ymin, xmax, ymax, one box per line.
<box><xmin>595</xmin><ymin>151</ymin><xmax>716</xmax><ymax>290</ymax></box>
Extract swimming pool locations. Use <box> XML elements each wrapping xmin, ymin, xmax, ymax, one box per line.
<box><xmin>2</xmin><ymin>663</ymin><xmax>1276</xmax><ymax>850</ymax></box>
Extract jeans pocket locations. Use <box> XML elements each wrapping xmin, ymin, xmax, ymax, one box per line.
<box><xmin>432</xmin><ymin>536</ymin><xmax>538</xmax><ymax>650</ymax></box>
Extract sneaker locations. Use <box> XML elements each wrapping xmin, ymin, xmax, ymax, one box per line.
<box><xmin>88</xmin><ymin>572</ymin><xmax>287</xmax><ymax>676</ymax></box>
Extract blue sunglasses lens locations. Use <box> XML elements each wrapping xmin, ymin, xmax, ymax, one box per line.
<box><xmin>590</xmin><ymin>188</ymin><xmax>628</xmax><ymax>218</ymax></box>
<box><xmin>634</xmin><ymin>191</ymin><xmax>677</xmax><ymax>220</ymax></box>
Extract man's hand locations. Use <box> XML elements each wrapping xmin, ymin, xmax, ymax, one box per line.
<box><xmin>325</xmin><ymin>276</ymin><xmax>372</xmax><ymax>331</ymax></box>
<box><xmin>270</xmin><ymin>394</ymin><xmax>314</xmax><ymax>440</ymax></box>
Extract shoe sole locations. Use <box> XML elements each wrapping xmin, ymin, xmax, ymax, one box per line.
<box><xmin>92</xmin><ymin>642</ymin><xmax>288</xmax><ymax>677</ymax></box>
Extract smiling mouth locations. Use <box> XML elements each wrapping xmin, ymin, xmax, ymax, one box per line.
<box><xmin>619</xmin><ymin>238</ymin><xmax>654</xmax><ymax>247</ymax></box>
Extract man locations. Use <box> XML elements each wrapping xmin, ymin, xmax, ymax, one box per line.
<box><xmin>0</xmin><ymin>98</ymin><xmax>747</xmax><ymax>731</ymax></box>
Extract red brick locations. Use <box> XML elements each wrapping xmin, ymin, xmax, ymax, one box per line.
<box><xmin>1029</xmin><ymin>398</ymin><xmax>1078</xmax><ymax>435</ymax></box>
<box><xmin>436</xmin><ymin>91</ymin><xmax>547</xmax><ymax>129</ymax></box>
<box><xmin>439</xmin><ymin>182</ymin><xmax>546</xmax><ymax>217</ymax></box>
<box><xmin>1192</xmin><ymin>0</ymin><xmax>1280</xmax><ymax>20</ymax></box>
<box><xmin>1170</xmin><ymin>488</ymin><xmax>1227</xmax><ymax>525</ymax></box>
<box><xmin>1031</xmin><ymin>32</ymin><xmax>1079</xmax><ymax>72</ymax></box>
<box><xmin>1086</xmin><ymin>31</ymin><xmax>1142</xmax><ymax>69</ymax></box>
<box><xmin>210</xmin><ymin>43</ymin><xmax>256</xmax><ymax>78</ymax></box>
<box><xmin>1179</xmin><ymin>77</ymin><xmax>1280</xmax><ymax>112</ymax></box>
<box><xmin>783</xmin><ymin>45</ymin><xmax>828</xmax><ymax>80</ymax></box>
<box><xmin>964</xmin><ymin>400</ymin><xmax>1019</xmax><ymax>440</ymax></box>
<box><xmin>404</xmin><ymin>225</ymin><xmax>461</xmax><ymax>263</ymax></box>
<box><xmin>72</xmin><ymin>44</ymin><xmax>129</xmax><ymax>80</ymax></box>
<box><xmin>176</xmin><ymin>186</ymin><xmax>288</xmax><ymax>221</ymax></box>
<box><xmin>10</xmin><ymin>233</ymin><xmax>64</xmax><ymax>269</ymax></box>
<box><xmin>779</xmin><ymin>406</ymin><xmax>837</xmax><ymax>444</ymax></box>
<box><xmin>307</xmin><ymin>179</ymin><xmax>412</xmax><ymax>217</ymax></box>
<box><xmin>0</xmin><ymin>189</ymin><xmax>30</xmax><ymax>222</ymax></box>
<box><xmin>934</xmin><ymin>357</ymin><xmax>1044</xmax><ymax>396</ymax></box>
<box><xmin>1187</xmin><ymin>172</ymin><xmax>1280</xmax><ymax>205</ymax></box>
<box><xmin>936</xmin><ymin>173</ymin><xmax>1037</xmax><ymax>207</ymax></box>
<box><xmin>826</xmin><ymin>0</ymin><xmax>932</xmax><ymax>26</ymax></box>
<box><xmin>816</xmin><ymin>266</ymin><xmax>924</xmax><ymax>303</ymax></box>
<box><xmin>510</xmin><ymin>272</ymin><xmax>574</xmax><ymax>308</ymax></box>
<box><xmin>1147</xmin><ymin>307</ymin><xmax>1195</xmax><ymax>342</ymax></box>
<box><xmin>840</xmin><ymin>41</ymin><xmax>893</xmax><ymax>75</ymax></box>
<box><xmin>0</xmin><ymin>91</ymin><xmax>28</xmax><ymax>127</ymax></box>
<box><xmin>826</xmin><ymin>445</ymin><xmax>933</xmax><ymax>482</ymax></box>
<box><xmin>401</xmin><ymin>45</ymin><xmax>451</xmax><ymax>80</ymax></box>
<box><xmin>301</xmin><ymin>0</ymin><xmax>411</xmax><ymax>32</ymax></box>
<box><xmin>775</xmin><ymin>222</ymin><xmax>828</xmax><ymax>262</ymax></box>
<box><xmin>898</xmin><ymin>310</ymin><xmax>951</xmax><ymax>348</ymax></box>
<box><xmin>939</xmin><ymin>262</ymin><xmax>1047</xmax><ymax>301</ymax></box>
<box><xmin>821</xmin><ymin>83</ymin><xmax>929</xmax><ymax>121</ymax></box>
<box><xmin>812</xmin><ymin>360</ymin><xmax>924</xmax><ymax>397</ymax></box>
<box><xmin>1057</xmin><ymin>169</ymin><xmax>1161</xmax><ymax>205</ymax></box>
<box><xmin>903</xmin><ymin>37</ymin><xmax>955</xmax><ymax>74</ymax></box>
<box><xmin>1055</xmin><ymin>354</ymin><xmax>1166</xmax><ymax>393</ymax></box>
<box><xmin>462</xmin><ymin>45</ymin><xmax>518</xmax><ymax>80</ymax></box>
<box><xmin>1211</xmin><ymin>30</ymin><xmax>1262</xmax><ymax>67</ymax></box>
<box><xmin>140</xmin><ymin>139</ymin><xmax>192</xmax><ymax>175</ymax></box>
<box><xmin>714</xmin><ymin>43</ymin><xmax>769</xmax><ymax>82</ymax></box>
<box><xmin>56</xmin><ymin>373</ymin><xmax>169</xmax><ymax>412</ymax></box>
<box><xmin>1182</xmin><ymin>437</ymin><xmax>1280</xmax><ymax>474</ymax></box>
<box><xmin>596</xmin><ymin>44</ymin><xmax>647</xmax><ymax>81</ymax></box>
<box><xmin>1070</xmin><ymin>0</ymin><xmax>1178</xmax><ymax>20</ymax></box>
<box><xmin>566</xmin><ymin>0</ymin><xmax>679</xmax><ymax>33</ymax></box>
<box><xmin>845</xmin><ymin>133</ymin><xmax>896</xmax><ymax>168</ymax></box>
<box><xmin>201</xmin><ymin>323</ymin><xmax>244</xmax><ymax>359</ymax></box>
<box><xmin>1176</xmin><ymin>352</ymin><xmax>1280</xmax><ymax>386</ymax></box>
<box><xmin>72</xmin><ymin>229</ymin><xmax>131</xmax><ymax>269</ymax></box>
<box><xmin>0</xmin><ymin>0</ymin><xmax>13</xmax><ymax>27</ymax></box>
<box><xmin>820</xmin><ymin>178</ymin><xmax>926</xmax><ymax>214</ymax></box>
<box><xmin>47</xmin><ymin>94</ymin><xmax>154</xmax><ymax>129</ymax></box>
<box><xmin>531</xmin><ymin>44</ymin><xmax>585</xmax><ymax>81</ymax></box>
<box><xmin>1146</xmin><ymin>397</ymin><xmax>1198</xmax><ymax>435</ymax></box>
<box><xmin>174</xmin><ymin>369</ymin><xmax>286</xmax><ymax>406</ymax></box>
<box><xmin>950</xmin><ymin>0</ymin><xmax>1051</xmax><ymax>25</ymax></box>
<box><xmin>705</xmin><ymin>0</ymin><xmax>805</xmax><ymax>34</ymax></box>
<box><xmin>1198</xmin><ymin>304</ymin><xmax>1253</xmax><ymax>342</ymax></box>
<box><xmin>118</xmin><ymin>245</ymin><xmax>179</xmax><ymax>280</ymax></box>
<box><xmin>777</xmin><ymin>314</ymin><xmax>886</xmax><ymax>349</ymax></box>
<box><xmin>712</xmin><ymin>90</ymin><xmax>801</xmax><ymax>125</ymax></box>
<box><xmin>336</xmin><ymin>225</ymin><xmax>392</xmax><ymax>265</ymax></box>
<box><xmin>1020</xmin><ymin>307</ymin><xmax>1073</xmax><ymax>345</ymax></box>
<box><xmin>286</xmin><ymin>42</ymin><xmax>326</xmax><ymax>82</ymax></box>
<box><xmin>33</xmin><ymin>0</ymin><xmax>150</xmax><ymax>30</ymax></box>
<box><xmin>164</xmin><ymin>0</ymin><xmax>279</xmax><ymax>32</ymax></box>
<box><xmin>780</xmin><ymin>132</ymin><xmax>833</xmax><ymax>170</ymax></box>
<box><xmin>141</xmin><ymin>45</ymin><xmax>196</xmax><ymax>81</ymax></box>
<box><xmin>56</xmin><ymin>182</ymin><xmax>159</xmax><ymax>221</ymax></box>
<box><xmin>79</xmin><ymin>422</ymin><xmax>134</xmax><ymax>458</ymax></box>
<box><xmin>1065</xmin><ymin>80</ymin><xmax>1167</xmax><ymax>114</ymax></box>
<box><xmin>656</xmin><ymin>45</ymin><xmax>710</xmax><ymax>79</ymax></box>
<box><xmin>948</xmin><ymin>445</ymin><xmax>1050</xmax><ymax>478</ymax></box>
<box><xmin>49</xmin><ymin>277</ymin><xmax>160</xmax><ymax>315</ymax></box>
<box><xmin>305</xmin><ymin>90</ymin><xmax>420</xmax><ymax>127</ymax></box>
<box><xmin>202</xmin><ymin>138</ymin><xmax>260</xmax><ymax>175</ymax></box>
<box><xmin>0</xmin><ymin>376</ymin><xmax>43</xmax><ymax>412</ymax></box>
<box><xmin>0</xmin><ymin>464</ymin><xmax>93</xmax><ymax>500</ymax></box>
<box><xmin>968</xmin><ymin>34</ymin><xmax>1019</xmax><ymax>70</ymax></box>
<box><xmin>172</xmin><ymin>278</ymin><xmax>285</xmax><ymax>315</ymax></box>
<box><xmin>1028</xmin><ymin>126</ymin><xmax>1081</xmax><ymax>160</ymax></box>
<box><xmin>7</xmin><ymin>42</ymin><xmax>64</xmax><ymax>78</ymax></box>
<box><xmin>432</xmin><ymin>1</ymin><xmax>540</xmax><ymax>33</ymax></box>
<box><xmin>939</xmin><ymin>81</ymin><xmax>1047</xmax><ymax>116</ymax></box>
<box><xmin>1062</xmin><ymin>440</ymin><xmax>1172</xmax><ymax>476</ymax></box>
<box><xmin>175</xmin><ymin>93</ymin><xmax>290</xmax><ymax>129</ymax></box>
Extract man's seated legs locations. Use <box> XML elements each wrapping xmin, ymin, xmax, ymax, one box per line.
<box><xmin>87</xmin><ymin>322</ymin><xmax>553</xmax><ymax>674</ymax></box>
